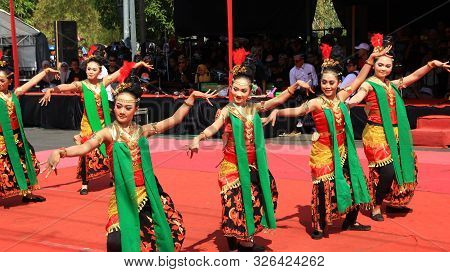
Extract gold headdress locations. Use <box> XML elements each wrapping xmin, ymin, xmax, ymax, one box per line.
<box><xmin>320</xmin><ymin>43</ymin><xmax>341</xmax><ymax>75</ymax></box>
<box><xmin>113</xmin><ymin>82</ymin><xmax>139</xmax><ymax>103</ymax></box>
<box><xmin>231</xmin><ymin>48</ymin><xmax>250</xmax><ymax>76</ymax></box>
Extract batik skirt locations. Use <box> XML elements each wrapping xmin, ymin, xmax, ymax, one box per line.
<box><xmin>0</xmin><ymin>128</ymin><xmax>40</xmax><ymax>198</ymax></box>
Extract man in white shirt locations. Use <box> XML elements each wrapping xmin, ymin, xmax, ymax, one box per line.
<box><xmin>289</xmin><ymin>54</ymin><xmax>318</xmax><ymax>88</ymax></box>
<box><xmin>287</xmin><ymin>54</ymin><xmax>318</xmax><ymax>136</ymax></box>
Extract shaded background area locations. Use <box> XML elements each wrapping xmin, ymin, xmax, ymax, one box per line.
<box><xmin>174</xmin><ymin>0</ymin><xmax>449</xmax><ymax>41</ymax></box>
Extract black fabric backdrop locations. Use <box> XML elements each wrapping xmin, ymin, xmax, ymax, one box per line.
<box><xmin>174</xmin><ymin>0</ymin><xmax>448</xmax><ymax>43</ymax></box>
<box><xmin>174</xmin><ymin>0</ymin><xmax>317</xmax><ymax>36</ymax></box>
<box><xmin>20</xmin><ymin>95</ymin><xmax>450</xmax><ymax>140</ymax></box>
<box><xmin>332</xmin><ymin>0</ymin><xmax>449</xmax><ymax>43</ymax></box>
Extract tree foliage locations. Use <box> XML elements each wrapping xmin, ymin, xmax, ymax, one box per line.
<box><xmin>31</xmin><ymin>0</ymin><xmax>120</xmax><ymax>46</ymax></box>
<box><xmin>93</xmin><ymin>0</ymin><xmax>122</xmax><ymax>31</ymax></box>
<box><xmin>144</xmin><ymin>0</ymin><xmax>174</xmax><ymax>40</ymax></box>
<box><xmin>313</xmin><ymin>0</ymin><xmax>342</xmax><ymax>30</ymax></box>
<box><xmin>0</xmin><ymin>0</ymin><xmax>37</xmax><ymax>24</ymax></box>
<box><xmin>94</xmin><ymin>0</ymin><xmax>174</xmax><ymax>42</ymax></box>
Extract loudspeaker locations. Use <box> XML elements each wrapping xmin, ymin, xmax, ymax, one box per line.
<box><xmin>54</xmin><ymin>21</ymin><xmax>78</xmax><ymax>64</ymax></box>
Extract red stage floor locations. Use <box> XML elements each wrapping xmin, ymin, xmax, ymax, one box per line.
<box><xmin>1</xmin><ymin>139</ymin><xmax>450</xmax><ymax>252</ymax></box>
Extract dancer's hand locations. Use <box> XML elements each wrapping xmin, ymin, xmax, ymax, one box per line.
<box><xmin>39</xmin><ymin>88</ymin><xmax>52</xmax><ymax>106</ymax></box>
<box><xmin>296</xmin><ymin>80</ymin><xmax>314</xmax><ymax>96</ymax></box>
<box><xmin>430</xmin><ymin>60</ymin><xmax>450</xmax><ymax>72</ymax></box>
<box><xmin>369</xmin><ymin>45</ymin><xmax>393</xmax><ymax>60</ymax></box>
<box><xmin>263</xmin><ymin>109</ymin><xmax>279</xmax><ymax>127</ymax></box>
<box><xmin>187</xmin><ymin>138</ymin><xmax>200</xmax><ymax>158</ymax></box>
<box><xmin>43</xmin><ymin>150</ymin><xmax>61</xmax><ymax>178</ymax></box>
<box><xmin>133</xmin><ymin>61</ymin><xmax>153</xmax><ymax>70</ymax></box>
<box><xmin>190</xmin><ymin>89</ymin><xmax>218</xmax><ymax>106</ymax></box>
<box><xmin>46</xmin><ymin>68</ymin><xmax>60</xmax><ymax>77</ymax></box>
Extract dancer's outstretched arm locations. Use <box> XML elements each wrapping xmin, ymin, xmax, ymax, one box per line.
<box><xmin>262</xmin><ymin>98</ymin><xmax>321</xmax><ymax>127</ymax></box>
<box><xmin>14</xmin><ymin>68</ymin><xmax>60</xmax><ymax>96</ymax></box>
<box><xmin>142</xmin><ymin>90</ymin><xmax>218</xmax><ymax>137</ymax></box>
<box><xmin>187</xmin><ymin>107</ymin><xmax>228</xmax><ymax>158</ymax></box>
<box><xmin>256</xmin><ymin>80</ymin><xmax>314</xmax><ymax>112</ymax></box>
<box><xmin>338</xmin><ymin>45</ymin><xmax>392</xmax><ymax>102</ymax></box>
<box><xmin>38</xmin><ymin>81</ymin><xmax>83</xmax><ymax>106</ymax></box>
<box><xmin>103</xmin><ymin>61</ymin><xmax>153</xmax><ymax>87</ymax></box>
<box><xmin>43</xmin><ymin>128</ymin><xmax>112</xmax><ymax>178</ymax></box>
<box><xmin>391</xmin><ymin>60</ymin><xmax>450</xmax><ymax>89</ymax></box>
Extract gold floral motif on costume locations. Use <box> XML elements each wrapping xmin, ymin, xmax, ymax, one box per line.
<box><xmin>227</xmin><ymin>103</ymin><xmax>256</xmax><ymax>144</ymax></box>
<box><xmin>0</xmin><ymin>92</ymin><xmax>15</xmax><ymax>116</ymax></box>
<box><xmin>368</xmin><ymin>76</ymin><xmax>396</xmax><ymax>107</ymax></box>
<box><xmin>110</xmin><ymin>121</ymin><xmax>144</xmax><ymax>171</ymax></box>
<box><xmin>319</xmin><ymin>95</ymin><xmax>343</xmax><ymax>126</ymax></box>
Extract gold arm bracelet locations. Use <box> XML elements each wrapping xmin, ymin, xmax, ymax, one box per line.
<box><xmin>150</xmin><ymin>122</ymin><xmax>159</xmax><ymax>134</ymax></box>
<box><xmin>199</xmin><ymin>131</ymin><xmax>208</xmax><ymax>140</ymax></box>
<box><xmin>184</xmin><ymin>100</ymin><xmax>194</xmax><ymax>107</ymax></box>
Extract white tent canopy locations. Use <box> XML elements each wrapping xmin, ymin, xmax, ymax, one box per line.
<box><xmin>0</xmin><ymin>9</ymin><xmax>42</xmax><ymax>71</ymax></box>
<box><xmin>0</xmin><ymin>9</ymin><xmax>39</xmax><ymax>38</ymax></box>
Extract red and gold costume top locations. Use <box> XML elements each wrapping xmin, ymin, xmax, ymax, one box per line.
<box><xmin>106</xmin><ymin>121</ymin><xmax>148</xmax><ymax>233</ymax></box>
<box><xmin>79</xmin><ymin>82</ymin><xmax>106</xmax><ymax>139</ymax></box>
<box><xmin>309</xmin><ymin>96</ymin><xmax>347</xmax><ymax>183</ymax></box>
<box><xmin>0</xmin><ymin>92</ymin><xmax>19</xmax><ymax>133</ymax></box>
<box><xmin>218</xmin><ymin>103</ymin><xmax>259</xmax><ymax>192</ymax></box>
<box><xmin>364</xmin><ymin>77</ymin><xmax>398</xmax><ymax>125</ymax></box>
<box><xmin>362</xmin><ymin>77</ymin><xmax>400</xmax><ymax>167</ymax></box>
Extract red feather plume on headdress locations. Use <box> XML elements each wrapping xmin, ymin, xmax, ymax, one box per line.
<box><xmin>320</xmin><ymin>43</ymin><xmax>332</xmax><ymax>60</ymax></box>
<box><xmin>0</xmin><ymin>50</ymin><xmax>3</xmax><ymax>60</ymax></box>
<box><xmin>87</xmin><ymin>45</ymin><xmax>97</xmax><ymax>57</ymax></box>
<box><xmin>370</xmin><ymin>33</ymin><xmax>383</xmax><ymax>49</ymax></box>
<box><xmin>232</xmin><ymin>48</ymin><xmax>249</xmax><ymax>66</ymax></box>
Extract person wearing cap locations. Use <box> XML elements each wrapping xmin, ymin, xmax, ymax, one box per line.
<box><xmin>339</xmin><ymin>57</ymin><xmax>360</xmax><ymax>90</ymax></box>
<box><xmin>355</xmin><ymin>42</ymin><xmax>370</xmax><ymax>70</ymax></box>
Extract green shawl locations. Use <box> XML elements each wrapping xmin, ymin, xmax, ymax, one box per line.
<box><xmin>82</xmin><ymin>82</ymin><xmax>111</xmax><ymax>157</ymax></box>
<box><xmin>112</xmin><ymin>137</ymin><xmax>174</xmax><ymax>252</ymax></box>
<box><xmin>0</xmin><ymin>93</ymin><xmax>37</xmax><ymax>190</ymax></box>
<box><xmin>323</xmin><ymin>102</ymin><xmax>371</xmax><ymax>212</ymax></box>
<box><xmin>367</xmin><ymin>80</ymin><xmax>415</xmax><ymax>186</ymax></box>
<box><xmin>229</xmin><ymin>108</ymin><xmax>276</xmax><ymax>236</ymax></box>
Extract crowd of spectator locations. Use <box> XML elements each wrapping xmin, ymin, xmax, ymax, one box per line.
<box><xmin>2</xmin><ymin>21</ymin><xmax>448</xmax><ymax>99</ymax></box>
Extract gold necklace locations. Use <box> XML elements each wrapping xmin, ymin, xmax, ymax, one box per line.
<box><xmin>321</xmin><ymin>95</ymin><xmax>343</xmax><ymax>126</ymax></box>
<box><xmin>0</xmin><ymin>91</ymin><xmax>11</xmax><ymax>101</ymax></box>
<box><xmin>85</xmin><ymin>80</ymin><xmax>101</xmax><ymax>94</ymax></box>
<box><xmin>369</xmin><ymin>76</ymin><xmax>395</xmax><ymax>106</ymax></box>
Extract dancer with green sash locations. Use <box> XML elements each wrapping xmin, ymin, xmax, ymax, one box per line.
<box><xmin>40</xmin><ymin>56</ymin><xmax>152</xmax><ymax>195</ymax></box>
<box><xmin>188</xmin><ymin>49</ymin><xmax>313</xmax><ymax>251</ymax></box>
<box><xmin>348</xmin><ymin>33</ymin><xmax>450</xmax><ymax>221</ymax></box>
<box><xmin>264</xmin><ymin>44</ymin><xmax>391</xmax><ymax>239</ymax></box>
<box><xmin>44</xmin><ymin>73</ymin><xmax>216</xmax><ymax>251</ymax></box>
<box><xmin>0</xmin><ymin>66</ymin><xmax>59</xmax><ymax>202</ymax></box>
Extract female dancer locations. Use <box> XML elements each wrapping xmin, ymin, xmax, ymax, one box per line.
<box><xmin>44</xmin><ymin>73</ymin><xmax>217</xmax><ymax>251</ymax></box>
<box><xmin>1</xmin><ymin>66</ymin><xmax>59</xmax><ymax>202</ymax></box>
<box><xmin>188</xmin><ymin>49</ymin><xmax>313</xmax><ymax>251</ymax></box>
<box><xmin>347</xmin><ymin>34</ymin><xmax>450</xmax><ymax>221</ymax></box>
<box><xmin>264</xmin><ymin>44</ymin><xmax>391</xmax><ymax>239</ymax></box>
<box><xmin>39</xmin><ymin>56</ymin><xmax>152</xmax><ymax>195</ymax></box>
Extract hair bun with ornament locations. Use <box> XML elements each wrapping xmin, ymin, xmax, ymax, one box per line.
<box><xmin>114</xmin><ymin>69</ymin><xmax>143</xmax><ymax>101</ymax></box>
<box><xmin>231</xmin><ymin>48</ymin><xmax>255</xmax><ymax>80</ymax></box>
<box><xmin>371</xmin><ymin>33</ymin><xmax>384</xmax><ymax>53</ymax></box>
<box><xmin>320</xmin><ymin>43</ymin><xmax>342</xmax><ymax>75</ymax></box>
